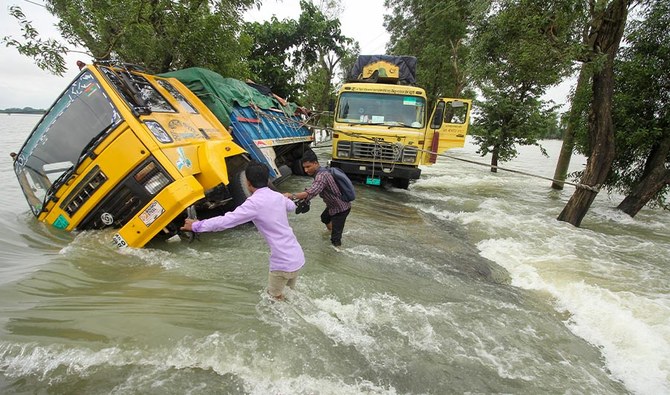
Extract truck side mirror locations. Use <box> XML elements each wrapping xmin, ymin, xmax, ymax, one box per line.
<box><xmin>430</xmin><ymin>102</ymin><xmax>445</xmax><ymax>129</ymax></box>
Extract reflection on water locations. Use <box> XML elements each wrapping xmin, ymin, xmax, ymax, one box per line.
<box><xmin>0</xmin><ymin>115</ymin><xmax>668</xmax><ymax>394</ymax></box>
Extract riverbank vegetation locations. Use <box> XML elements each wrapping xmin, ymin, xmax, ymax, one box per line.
<box><xmin>0</xmin><ymin>107</ymin><xmax>45</xmax><ymax>114</ymax></box>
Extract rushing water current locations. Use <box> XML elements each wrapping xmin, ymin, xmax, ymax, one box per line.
<box><xmin>1</xmin><ymin>114</ymin><xmax>668</xmax><ymax>394</ymax></box>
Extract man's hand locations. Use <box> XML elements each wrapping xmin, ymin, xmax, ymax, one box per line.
<box><xmin>181</xmin><ymin>218</ymin><xmax>196</xmax><ymax>231</ymax></box>
<box><xmin>283</xmin><ymin>192</ymin><xmax>294</xmax><ymax>199</ymax></box>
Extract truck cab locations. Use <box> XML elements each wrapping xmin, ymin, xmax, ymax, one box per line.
<box><xmin>331</xmin><ymin>55</ymin><xmax>471</xmax><ymax>188</ymax></box>
<box><xmin>13</xmin><ymin>62</ymin><xmax>250</xmax><ymax>248</ymax></box>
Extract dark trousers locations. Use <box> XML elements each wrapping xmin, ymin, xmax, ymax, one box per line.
<box><xmin>321</xmin><ymin>208</ymin><xmax>350</xmax><ymax>246</ymax></box>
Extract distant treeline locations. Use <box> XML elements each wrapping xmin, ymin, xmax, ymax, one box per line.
<box><xmin>1</xmin><ymin>107</ymin><xmax>46</xmax><ymax>114</ymax></box>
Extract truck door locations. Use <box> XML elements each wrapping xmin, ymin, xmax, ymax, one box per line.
<box><xmin>422</xmin><ymin>98</ymin><xmax>472</xmax><ymax>164</ymax></box>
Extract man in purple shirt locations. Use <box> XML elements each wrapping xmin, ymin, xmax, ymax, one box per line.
<box><xmin>283</xmin><ymin>150</ymin><xmax>351</xmax><ymax>247</ymax></box>
<box><xmin>181</xmin><ymin>161</ymin><xmax>305</xmax><ymax>300</ymax></box>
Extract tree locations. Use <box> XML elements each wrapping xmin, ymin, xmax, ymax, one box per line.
<box><xmin>293</xmin><ymin>0</ymin><xmax>355</xmax><ymax>116</ymax></box>
<box><xmin>469</xmin><ymin>0</ymin><xmax>582</xmax><ymax>172</ymax></box>
<box><xmin>3</xmin><ymin>0</ymin><xmax>259</xmax><ymax>77</ymax></box>
<box><xmin>550</xmin><ymin>9</ymin><xmax>592</xmax><ymax>190</ymax></box>
<box><xmin>609</xmin><ymin>0</ymin><xmax>670</xmax><ymax>215</ymax></box>
<box><xmin>557</xmin><ymin>0</ymin><xmax>631</xmax><ymax>226</ymax></box>
<box><xmin>2</xmin><ymin>6</ymin><xmax>70</xmax><ymax>76</ymax></box>
<box><xmin>243</xmin><ymin>17</ymin><xmax>300</xmax><ymax>100</ymax></box>
<box><xmin>550</xmin><ymin>65</ymin><xmax>591</xmax><ymax>189</ymax></box>
<box><xmin>383</xmin><ymin>0</ymin><xmax>476</xmax><ymax>103</ymax></box>
<box><xmin>470</xmin><ymin>87</ymin><xmax>558</xmax><ymax>170</ymax></box>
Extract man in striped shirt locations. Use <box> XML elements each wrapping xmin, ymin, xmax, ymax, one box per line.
<box><xmin>284</xmin><ymin>150</ymin><xmax>352</xmax><ymax>247</ymax></box>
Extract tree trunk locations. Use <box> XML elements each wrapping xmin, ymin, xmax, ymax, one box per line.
<box><xmin>617</xmin><ymin>135</ymin><xmax>670</xmax><ymax>216</ymax></box>
<box><xmin>551</xmin><ymin>67</ymin><xmax>590</xmax><ymax>190</ymax></box>
<box><xmin>491</xmin><ymin>145</ymin><xmax>499</xmax><ymax>173</ymax></box>
<box><xmin>557</xmin><ymin>0</ymin><xmax>630</xmax><ymax>227</ymax></box>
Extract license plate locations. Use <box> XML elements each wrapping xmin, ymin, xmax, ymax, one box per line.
<box><xmin>366</xmin><ymin>176</ymin><xmax>381</xmax><ymax>186</ymax></box>
<box><xmin>112</xmin><ymin>233</ymin><xmax>128</xmax><ymax>248</ymax></box>
<box><xmin>139</xmin><ymin>201</ymin><xmax>165</xmax><ymax>226</ymax></box>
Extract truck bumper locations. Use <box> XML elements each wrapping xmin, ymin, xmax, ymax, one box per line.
<box><xmin>330</xmin><ymin>159</ymin><xmax>421</xmax><ymax>180</ymax></box>
<box><xmin>113</xmin><ymin>175</ymin><xmax>204</xmax><ymax>248</ymax></box>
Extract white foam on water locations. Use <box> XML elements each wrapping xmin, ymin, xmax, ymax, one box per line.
<box><xmin>558</xmin><ymin>282</ymin><xmax>670</xmax><ymax>395</ymax></box>
<box><xmin>407</xmin><ymin>169</ymin><xmax>670</xmax><ymax>394</ymax></box>
<box><xmin>296</xmin><ymin>293</ymin><xmax>445</xmax><ymax>370</ymax></box>
<box><xmin>57</xmin><ymin>230</ymin><xmax>182</xmax><ymax>270</ymax></box>
<box><xmin>472</xmin><ymin>216</ymin><xmax>670</xmax><ymax>395</ymax></box>
<box><xmin>0</xmin><ymin>335</ymin><xmax>399</xmax><ymax>394</ymax></box>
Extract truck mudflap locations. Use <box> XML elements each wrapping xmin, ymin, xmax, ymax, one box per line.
<box><xmin>112</xmin><ymin>175</ymin><xmax>205</xmax><ymax>248</ymax></box>
<box><xmin>330</xmin><ymin>159</ymin><xmax>421</xmax><ymax>181</ymax></box>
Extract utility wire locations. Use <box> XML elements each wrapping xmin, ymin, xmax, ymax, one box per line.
<box><xmin>22</xmin><ymin>0</ymin><xmax>47</xmax><ymax>8</ymax></box>
<box><xmin>303</xmin><ymin>121</ymin><xmax>596</xmax><ymax>191</ymax></box>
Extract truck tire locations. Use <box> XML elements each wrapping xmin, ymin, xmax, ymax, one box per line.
<box><xmin>230</xmin><ymin>170</ymin><xmax>252</xmax><ymax>207</ymax></box>
<box><xmin>391</xmin><ymin>177</ymin><xmax>410</xmax><ymax>189</ymax></box>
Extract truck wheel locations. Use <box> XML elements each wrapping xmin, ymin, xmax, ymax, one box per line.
<box><xmin>391</xmin><ymin>178</ymin><xmax>410</xmax><ymax>189</ymax></box>
<box><xmin>230</xmin><ymin>170</ymin><xmax>251</xmax><ymax>207</ymax></box>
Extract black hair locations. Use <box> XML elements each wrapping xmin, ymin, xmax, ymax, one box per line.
<box><xmin>301</xmin><ymin>150</ymin><xmax>319</xmax><ymax>164</ymax></box>
<box><xmin>245</xmin><ymin>161</ymin><xmax>270</xmax><ymax>188</ymax></box>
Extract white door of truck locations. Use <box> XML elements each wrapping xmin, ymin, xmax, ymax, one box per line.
<box><xmin>422</xmin><ymin>98</ymin><xmax>472</xmax><ymax>164</ymax></box>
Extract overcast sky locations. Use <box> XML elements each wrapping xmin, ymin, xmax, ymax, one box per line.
<box><xmin>0</xmin><ymin>0</ymin><xmax>569</xmax><ymax>110</ymax></box>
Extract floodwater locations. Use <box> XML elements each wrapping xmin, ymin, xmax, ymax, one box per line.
<box><xmin>1</xmin><ymin>113</ymin><xmax>668</xmax><ymax>394</ymax></box>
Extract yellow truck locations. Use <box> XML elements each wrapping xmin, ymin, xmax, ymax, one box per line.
<box><xmin>12</xmin><ymin>62</ymin><xmax>312</xmax><ymax>248</ymax></box>
<box><xmin>331</xmin><ymin>55</ymin><xmax>472</xmax><ymax>188</ymax></box>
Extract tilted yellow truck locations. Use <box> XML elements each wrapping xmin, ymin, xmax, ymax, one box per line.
<box><xmin>330</xmin><ymin>55</ymin><xmax>472</xmax><ymax>189</ymax></box>
<box><xmin>12</xmin><ymin>62</ymin><xmax>312</xmax><ymax>248</ymax></box>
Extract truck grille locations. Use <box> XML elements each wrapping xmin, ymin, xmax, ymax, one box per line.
<box><xmin>77</xmin><ymin>158</ymin><xmax>171</xmax><ymax>230</ymax></box>
<box><xmin>61</xmin><ymin>166</ymin><xmax>108</xmax><ymax>216</ymax></box>
<box><xmin>339</xmin><ymin>141</ymin><xmax>418</xmax><ymax>163</ymax></box>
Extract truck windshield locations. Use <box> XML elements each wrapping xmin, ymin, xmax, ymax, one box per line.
<box><xmin>13</xmin><ymin>70</ymin><xmax>121</xmax><ymax>215</ymax></box>
<box><xmin>337</xmin><ymin>92</ymin><xmax>425</xmax><ymax>128</ymax></box>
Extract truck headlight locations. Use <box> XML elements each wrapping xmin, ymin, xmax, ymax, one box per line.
<box><xmin>145</xmin><ymin>121</ymin><xmax>172</xmax><ymax>143</ymax></box>
<box><xmin>337</xmin><ymin>141</ymin><xmax>351</xmax><ymax>158</ymax></box>
<box><xmin>134</xmin><ymin>161</ymin><xmax>171</xmax><ymax>195</ymax></box>
<box><xmin>402</xmin><ymin>147</ymin><xmax>418</xmax><ymax>163</ymax></box>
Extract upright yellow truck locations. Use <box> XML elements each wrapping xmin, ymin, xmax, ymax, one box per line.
<box><xmin>331</xmin><ymin>55</ymin><xmax>472</xmax><ymax>188</ymax></box>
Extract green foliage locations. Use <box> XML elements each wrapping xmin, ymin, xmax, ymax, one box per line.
<box><xmin>294</xmin><ymin>1</ymin><xmax>350</xmax><ymax>66</ymax></box>
<box><xmin>294</xmin><ymin>0</ymin><xmax>355</xmax><ymax>110</ymax></box>
<box><xmin>0</xmin><ymin>107</ymin><xmax>46</xmax><ymax>114</ymax></box>
<box><xmin>242</xmin><ymin>0</ymin><xmax>356</xmax><ymax>109</ymax></box>
<box><xmin>471</xmin><ymin>86</ymin><xmax>555</xmax><ymax>160</ymax></box>
<box><xmin>1</xmin><ymin>6</ymin><xmax>69</xmax><ymax>76</ymax></box>
<box><xmin>383</xmin><ymin>0</ymin><xmax>477</xmax><ymax>102</ymax></box>
<box><xmin>469</xmin><ymin>0</ymin><xmax>584</xmax><ymax>164</ymax></box>
<box><xmin>243</xmin><ymin>17</ymin><xmax>300</xmax><ymax>100</ymax></box>
<box><xmin>606</xmin><ymin>0</ymin><xmax>670</xmax><ymax>207</ymax></box>
<box><xmin>299</xmin><ymin>67</ymin><xmax>334</xmax><ymax>127</ymax></box>
<box><xmin>6</xmin><ymin>1</ymin><xmax>259</xmax><ymax>76</ymax></box>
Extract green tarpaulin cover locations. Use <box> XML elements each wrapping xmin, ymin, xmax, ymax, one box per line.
<box><xmin>160</xmin><ymin>68</ymin><xmax>297</xmax><ymax>127</ymax></box>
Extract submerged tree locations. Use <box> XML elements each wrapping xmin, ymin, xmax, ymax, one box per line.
<box><xmin>550</xmin><ymin>6</ymin><xmax>593</xmax><ymax>191</ymax></box>
<box><xmin>608</xmin><ymin>0</ymin><xmax>669</xmax><ymax>216</ymax></box>
<box><xmin>557</xmin><ymin>0</ymin><xmax>632</xmax><ymax>226</ymax></box>
<box><xmin>469</xmin><ymin>0</ymin><xmax>582</xmax><ymax>172</ymax></box>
